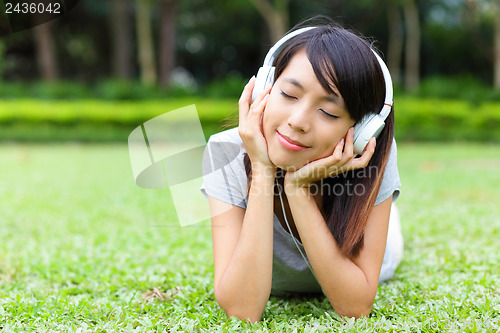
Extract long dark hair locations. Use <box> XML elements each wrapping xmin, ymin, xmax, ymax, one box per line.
<box><xmin>244</xmin><ymin>17</ymin><xmax>395</xmax><ymax>258</ymax></box>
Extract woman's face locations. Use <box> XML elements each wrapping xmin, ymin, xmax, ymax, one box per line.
<box><xmin>263</xmin><ymin>49</ymin><xmax>355</xmax><ymax>171</ymax></box>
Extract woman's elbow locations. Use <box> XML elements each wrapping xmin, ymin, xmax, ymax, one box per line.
<box><xmin>214</xmin><ymin>289</ymin><xmax>264</xmax><ymax>323</ymax></box>
<box><xmin>332</xmin><ymin>302</ymin><xmax>373</xmax><ymax>320</ymax></box>
<box><xmin>223</xmin><ymin>308</ymin><xmax>262</xmax><ymax>324</ymax></box>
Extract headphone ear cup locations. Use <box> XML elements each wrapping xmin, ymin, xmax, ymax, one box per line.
<box><xmin>252</xmin><ymin>66</ymin><xmax>275</xmax><ymax>102</ymax></box>
<box><xmin>353</xmin><ymin>114</ymin><xmax>385</xmax><ymax>155</ymax></box>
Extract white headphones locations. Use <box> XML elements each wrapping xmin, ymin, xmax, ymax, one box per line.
<box><xmin>251</xmin><ymin>26</ymin><xmax>394</xmax><ymax>155</ymax></box>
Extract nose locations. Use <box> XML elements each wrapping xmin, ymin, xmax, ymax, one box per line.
<box><xmin>287</xmin><ymin>105</ymin><xmax>310</xmax><ymax>133</ymax></box>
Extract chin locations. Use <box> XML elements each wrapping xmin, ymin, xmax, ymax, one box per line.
<box><xmin>269</xmin><ymin>155</ymin><xmax>305</xmax><ymax>172</ymax></box>
<box><xmin>266</xmin><ymin>136</ymin><xmax>311</xmax><ymax>171</ymax></box>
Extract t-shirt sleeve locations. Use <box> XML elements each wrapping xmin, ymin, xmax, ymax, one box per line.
<box><xmin>375</xmin><ymin>138</ymin><xmax>401</xmax><ymax>205</ymax></box>
<box><xmin>200</xmin><ymin>130</ymin><xmax>248</xmax><ymax>209</ymax></box>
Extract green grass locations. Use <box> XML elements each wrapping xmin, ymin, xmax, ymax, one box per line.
<box><xmin>0</xmin><ymin>142</ymin><xmax>499</xmax><ymax>331</ymax></box>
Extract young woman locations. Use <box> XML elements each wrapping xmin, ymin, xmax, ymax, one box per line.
<box><xmin>201</xmin><ymin>18</ymin><xmax>402</xmax><ymax>322</ymax></box>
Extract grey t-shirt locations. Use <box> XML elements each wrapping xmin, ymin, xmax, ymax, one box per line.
<box><xmin>201</xmin><ymin>127</ymin><xmax>401</xmax><ymax>295</ymax></box>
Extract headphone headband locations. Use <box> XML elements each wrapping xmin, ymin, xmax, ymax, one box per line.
<box><xmin>370</xmin><ymin>49</ymin><xmax>394</xmax><ymax>119</ymax></box>
<box><xmin>263</xmin><ymin>27</ymin><xmax>315</xmax><ymax>66</ymax></box>
<box><xmin>253</xmin><ymin>25</ymin><xmax>394</xmax><ymax>155</ymax></box>
<box><xmin>262</xmin><ymin>26</ymin><xmax>393</xmax><ymax>120</ymax></box>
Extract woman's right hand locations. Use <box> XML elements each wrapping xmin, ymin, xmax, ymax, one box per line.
<box><xmin>238</xmin><ymin>76</ymin><xmax>275</xmax><ymax>171</ymax></box>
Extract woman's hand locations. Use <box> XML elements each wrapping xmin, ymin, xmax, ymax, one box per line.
<box><xmin>238</xmin><ymin>77</ymin><xmax>275</xmax><ymax>171</ymax></box>
<box><xmin>284</xmin><ymin>127</ymin><xmax>376</xmax><ymax>190</ymax></box>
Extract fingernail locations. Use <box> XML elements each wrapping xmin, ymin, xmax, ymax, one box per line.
<box><xmin>339</xmin><ymin>138</ymin><xmax>344</xmax><ymax>146</ymax></box>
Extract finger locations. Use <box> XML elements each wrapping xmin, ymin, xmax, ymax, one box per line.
<box><xmin>250</xmin><ymin>84</ymin><xmax>272</xmax><ymax>111</ymax></box>
<box><xmin>305</xmin><ymin>138</ymin><xmax>343</xmax><ymax>178</ymax></box>
<box><xmin>309</xmin><ymin>137</ymin><xmax>344</xmax><ymax>170</ymax></box>
<box><xmin>239</xmin><ymin>76</ymin><xmax>256</xmax><ymax>126</ymax></box>
<box><xmin>259</xmin><ymin>92</ymin><xmax>271</xmax><ymax>133</ymax></box>
<box><xmin>333</xmin><ymin>137</ymin><xmax>344</xmax><ymax>161</ymax></box>
<box><xmin>264</xmin><ymin>84</ymin><xmax>273</xmax><ymax>94</ymax></box>
<box><xmin>240</xmin><ymin>76</ymin><xmax>256</xmax><ymax>104</ymax></box>
<box><xmin>241</xmin><ymin>92</ymin><xmax>269</xmax><ymax>143</ymax></box>
<box><xmin>346</xmin><ymin>137</ymin><xmax>376</xmax><ymax>170</ymax></box>
<box><xmin>248</xmin><ymin>93</ymin><xmax>269</xmax><ymax>121</ymax></box>
<box><xmin>339</xmin><ymin>127</ymin><xmax>355</xmax><ymax>165</ymax></box>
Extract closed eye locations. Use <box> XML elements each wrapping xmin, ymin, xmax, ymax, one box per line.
<box><xmin>280</xmin><ymin>90</ymin><xmax>297</xmax><ymax>100</ymax></box>
<box><xmin>320</xmin><ymin>109</ymin><xmax>339</xmax><ymax>119</ymax></box>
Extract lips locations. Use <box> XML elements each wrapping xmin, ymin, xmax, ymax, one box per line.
<box><xmin>276</xmin><ymin>131</ymin><xmax>310</xmax><ymax>151</ymax></box>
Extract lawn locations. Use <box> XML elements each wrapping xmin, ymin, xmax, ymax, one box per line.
<box><xmin>0</xmin><ymin>141</ymin><xmax>499</xmax><ymax>332</ymax></box>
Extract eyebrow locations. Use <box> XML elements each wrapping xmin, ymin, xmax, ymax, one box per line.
<box><xmin>283</xmin><ymin>77</ymin><xmax>340</xmax><ymax>102</ymax></box>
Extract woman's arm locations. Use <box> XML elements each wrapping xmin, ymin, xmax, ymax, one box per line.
<box><xmin>285</xmin><ymin>186</ymin><xmax>392</xmax><ymax>318</ymax></box>
<box><xmin>209</xmin><ymin>165</ymin><xmax>275</xmax><ymax>323</ymax></box>
<box><xmin>209</xmin><ymin>78</ymin><xmax>276</xmax><ymax>323</ymax></box>
<box><xmin>282</xmin><ymin>125</ymin><xmax>389</xmax><ymax>317</ymax></box>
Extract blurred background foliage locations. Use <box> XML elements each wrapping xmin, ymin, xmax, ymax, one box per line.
<box><xmin>0</xmin><ymin>0</ymin><xmax>499</xmax><ymax>141</ymax></box>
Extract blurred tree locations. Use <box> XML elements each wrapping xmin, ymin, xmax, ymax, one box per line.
<box><xmin>159</xmin><ymin>0</ymin><xmax>179</xmax><ymax>88</ymax></box>
<box><xmin>453</xmin><ymin>0</ymin><xmax>499</xmax><ymax>88</ymax></box>
<box><xmin>421</xmin><ymin>0</ymin><xmax>490</xmax><ymax>82</ymax></box>
<box><xmin>348</xmin><ymin>0</ymin><xmax>417</xmax><ymax>90</ymax></box>
<box><xmin>110</xmin><ymin>0</ymin><xmax>134</xmax><ymax>80</ymax></box>
<box><xmin>33</xmin><ymin>21</ymin><xmax>58</xmax><ymax>81</ymax></box>
<box><xmin>386</xmin><ymin>0</ymin><xmax>404</xmax><ymax>85</ymax></box>
<box><xmin>136</xmin><ymin>0</ymin><xmax>157</xmax><ymax>85</ymax></box>
<box><xmin>1</xmin><ymin>0</ymin><xmax>498</xmax><ymax>91</ymax></box>
<box><xmin>464</xmin><ymin>0</ymin><xmax>480</xmax><ymax>27</ymax></box>
<box><xmin>247</xmin><ymin>0</ymin><xmax>290</xmax><ymax>43</ymax></box>
<box><xmin>176</xmin><ymin>0</ymin><xmax>261</xmax><ymax>83</ymax></box>
<box><xmin>403</xmin><ymin>0</ymin><xmax>420</xmax><ymax>91</ymax></box>
<box><xmin>495</xmin><ymin>0</ymin><xmax>500</xmax><ymax>89</ymax></box>
<box><xmin>0</xmin><ymin>41</ymin><xmax>5</xmax><ymax>78</ymax></box>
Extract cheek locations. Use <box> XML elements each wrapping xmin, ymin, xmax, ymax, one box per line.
<box><xmin>315</xmin><ymin>143</ymin><xmax>336</xmax><ymax>159</ymax></box>
<box><xmin>262</xmin><ymin>99</ymin><xmax>279</xmax><ymax>135</ymax></box>
<box><xmin>315</xmin><ymin>130</ymin><xmax>347</xmax><ymax>157</ymax></box>
<box><xmin>262</xmin><ymin>109</ymin><xmax>271</xmax><ymax>139</ymax></box>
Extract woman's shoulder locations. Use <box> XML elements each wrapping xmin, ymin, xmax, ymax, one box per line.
<box><xmin>375</xmin><ymin>137</ymin><xmax>401</xmax><ymax>205</ymax></box>
<box><xmin>203</xmin><ymin>127</ymin><xmax>246</xmax><ymax>171</ymax></box>
<box><xmin>201</xmin><ymin>127</ymin><xmax>248</xmax><ymax>209</ymax></box>
<box><xmin>386</xmin><ymin>138</ymin><xmax>398</xmax><ymax>169</ymax></box>
<box><xmin>208</xmin><ymin>127</ymin><xmax>243</xmax><ymax>145</ymax></box>
<box><xmin>205</xmin><ymin>127</ymin><xmax>245</xmax><ymax>162</ymax></box>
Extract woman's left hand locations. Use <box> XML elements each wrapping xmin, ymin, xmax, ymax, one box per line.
<box><xmin>284</xmin><ymin>127</ymin><xmax>376</xmax><ymax>191</ymax></box>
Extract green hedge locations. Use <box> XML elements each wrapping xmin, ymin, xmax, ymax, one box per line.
<box><xmin>0</xmin><ymin>97</ymin><xmax>499</xmax><ymax>142</ymax></box>
<box><xmin>395</xmin><ymin>98</ymin><xmax>500</xmax><ymax>141</ymax></box>
<box><xmin>0</xmin><ymin>98</ymin><xmax>238</xmax><ymax>124</ymax></box>
<box><xmin>0</xmin><ymin>98</ymin><xmax>239</xmax><ymax>141</ymax></box>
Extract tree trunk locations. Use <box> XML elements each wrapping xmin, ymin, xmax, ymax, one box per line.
<box><xmin>464</xmin><ymin>0</ymin><xmax>479</xmax><ymax>28</ymax></box>
<box><xmin>136</xmin><ymin>0</ymin><xmax>157</xmax><ymax>85</ymax></box>
<box><xmin>33</xmin><ymin>21</ymin><xmax>58</xmax><ymax>81</ymax></box>
<box><xmin>159</xmin><ymin>0</ymin><xmax>178</xmax><ymax>88</ymax></box>
<box><xmin>403</xmin><ymin>0</ymin><xmax>420</xmax><ymax>91</ymax></box>
<box><xmin>248</xmin><ymin>0</ymin><xmax>290</xmax><ymax>43</ymax></box>
<box><xmin>494</xmin><ymin>0</ymin><xmax>500</xmax><ymax>89</ymax></box>
<box><xmin>110</xmin><ymin>0</ymin><xmax>134</xmax><ymax>80</ymax></box>
<box><xmin>386</xmin><ymin>2</ymin><xmax>403</xmax><ymax>85</ymax></box>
